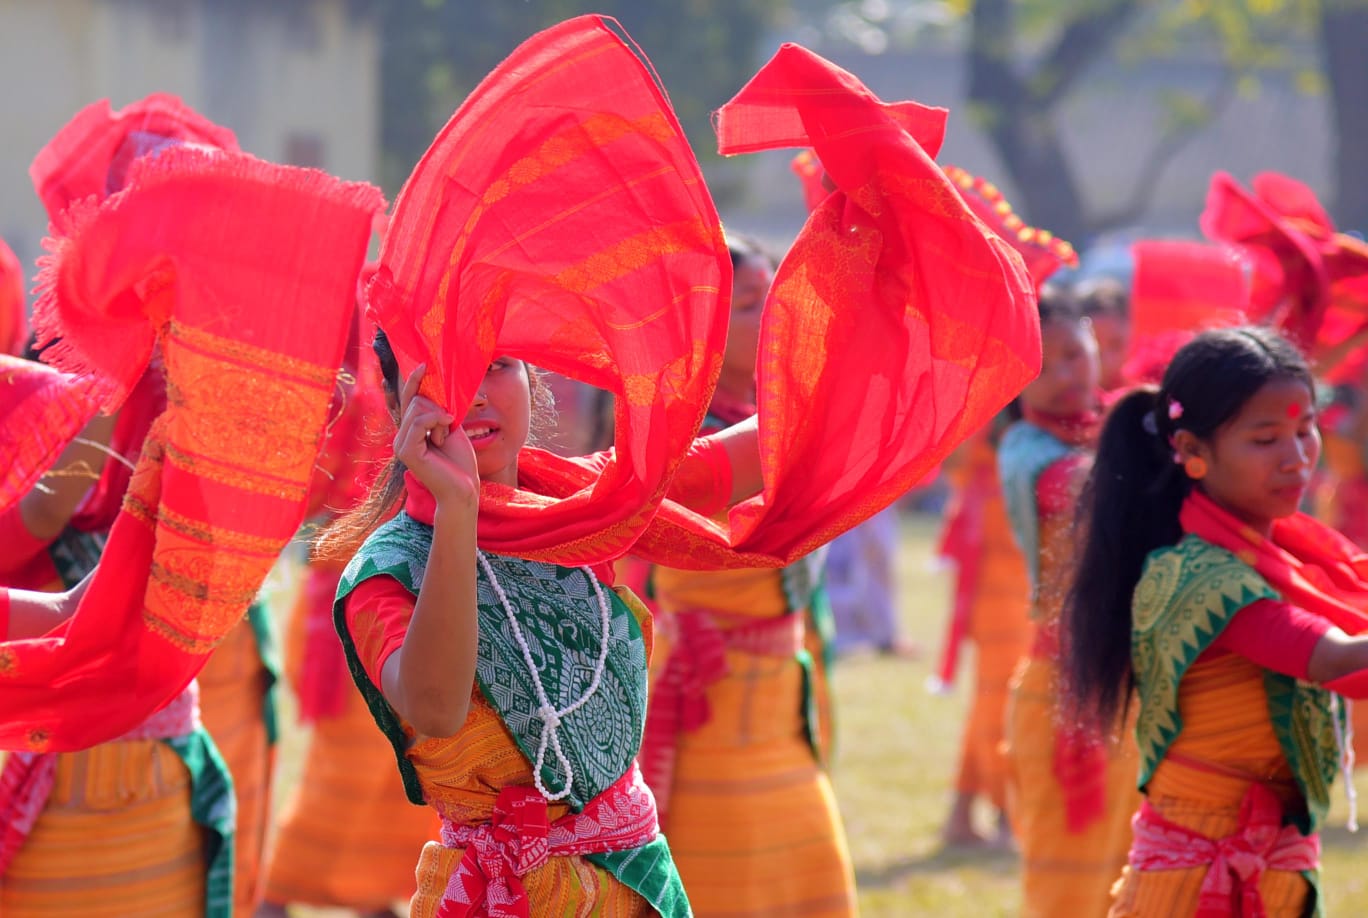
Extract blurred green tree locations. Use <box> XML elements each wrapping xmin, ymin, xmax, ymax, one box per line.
<box><xmin>818</xmin><ymin>0</ymin><xmax>1368</xmax><ymax>240</ymax></box>
<box><xmin>374</xmin><ymin>1</ymin><xmax>783</xmax><ymax>197</ymax></box>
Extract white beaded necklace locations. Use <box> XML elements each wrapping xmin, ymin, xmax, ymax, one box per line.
<box><xmin>476</xmin><ymin>550</ymin><xmax>613</xmax><ymax>802</ymax></box>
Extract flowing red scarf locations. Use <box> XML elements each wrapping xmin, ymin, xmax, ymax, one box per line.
<box><xmin>0</xmin><ymin>147</ymin><xmax>382</xmax><ymax>752</ymax></box>
<box><xmin>1181</xmin><ymin>490</ymin><xmax>1368</xmax><ymax>637</ymax></box>
<box><xmin>371</xmin><ymin>16</ymin><xmax>1040</xmax><ymax>571</ymax></box>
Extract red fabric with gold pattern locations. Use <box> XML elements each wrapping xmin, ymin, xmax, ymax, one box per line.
<box><xmin>0</xmin><ymin>147</ymin><xmax>383</xmax><ymax>752</ymax></box>
<box><xmin>0</xmin><ymin>239</ymin><xmax>25</xmax><ymax>357</ymax></box>
<box><xmin>27</xmin><ymin>95</ymin><xmax>236</xmax><ymax>531</ymax></box>
<box><xmin>941</xmin><ymin>165</ymin><xmax>1078</xmax><ymax>291</ymax></box>
<box><xmin>375</xmin><ymin>19</ymin><xmax>1040</xmax><ymax>570</ymax></box>
<box><xmin>29</xmin><ymin>93</ymin><xmax>240</xmax><ymax>221</ymax></box>
<box><xmin>1181</xmin><ymin>490</ymin><xmax>1368</xmax><ymax>637</ymax></box>
<box><xmin>370</xmin><ymin>15</ymin><xmax>731</xmax><ymax>567</ymax></box>
<box><xmin>1123</xmin><ymin>240</ymin><xmax>1250</xmax><ymax>385</ymax></box>
<box><xmin>1202</xmin><ymin>172</ymin><xmax>1368</xmax><ymax>383</ymax></box>
<box><xmin>0</xmin><ymin>356</ymin><xmax>99</xmax><ymax>516</ymax></box>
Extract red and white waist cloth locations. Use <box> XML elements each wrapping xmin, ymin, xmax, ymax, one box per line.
<box><xmin>435</xmin><ymin>760</ymin><xmax>660</xmax><ymax>918</ymax></box>
<box><xmin>1128</xmin><ymin>781</ymin><xmax>1319</xmax><ymax>918</ymax></box>
<box><xmin>0</xmin><ymin>681</ymin><xmax>202</xmax><ymax>875</ymax></box>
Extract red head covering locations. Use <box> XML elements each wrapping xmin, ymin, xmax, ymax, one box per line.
<box><xmin>1202</xmin><ymin>171</ymin><xmax>1368</xmax><ymax>382</ymax></box>
<box><xmin>0</xmin><ymin>240</ymin><xmax>25</xmax><ymax>357</ymax></box>
<box><xmin>376</xmin><ymin>16</ymin><xmax>1041</xmax><ymax>569</ymax></box>
<box><xmin>30</xmin><ymin>93</ymin><xmax>239</xmax><ymax>219</ymax></box>
<box><xmin>942</xmin><ymin>165</ymin><xmax>1079</xmax><ymax>291</ymax></box>
<box><xmin>1122</xmin><ymin>239</ymin><xmax>1250</xmax><ymax>384</ymax></box>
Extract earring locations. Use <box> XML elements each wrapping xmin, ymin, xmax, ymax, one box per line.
<box><xmin>1184</xmin><ymin>456</ymin><xmax>1208</xmax><ymax>480</ymax></box>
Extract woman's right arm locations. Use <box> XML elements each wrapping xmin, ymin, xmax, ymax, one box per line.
<box><xmin>1220</xmin><ymin>599</ymin><xmax>1368</xmax><ymax>696</ymax></box>
<box><xmin>3</xmin><ymin>572</ymin><xmax>92</xmax><ymax>640</ymax></box>
<box><xmin>1307</xmin><ymin>628</ymin><xmax>1368</xmax><ymax>690</ymax></box>
<box><xmin>377</xmin><ymin>366</ymin><xmax>482</xmax><ymax>738</ymax></box>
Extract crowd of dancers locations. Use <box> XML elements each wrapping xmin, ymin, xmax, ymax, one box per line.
<box><xmin>2</xmin><ymin>13</ymin><xmax>1368</xmax><ymax>918</ymax></box>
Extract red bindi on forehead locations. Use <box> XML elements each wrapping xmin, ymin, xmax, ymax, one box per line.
<box><xmin>1287</xmin><ymin>401</ymin><xmax>1302</xmax><ymax>419</ymax></box>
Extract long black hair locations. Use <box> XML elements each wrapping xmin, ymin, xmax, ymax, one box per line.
<box><xmin>1062</xmin><ymin>326</ymin><xmax>1315</xmax><ymax>727</ymax></box>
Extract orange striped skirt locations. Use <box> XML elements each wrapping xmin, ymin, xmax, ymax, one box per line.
<box><xmin>1006</xmin><ymin>655</ymin><xmax>1140</xmax><ymax>918</ymax></box>
<box><xmin>0</xmin><ymin>740</ymin><xmax>207</xmax><ymax>916</ymax></box>
<box><xmin>262</xmin><ymin>685</ymin><xmax>438</xmax><ymax>909</ymax></box>
<box><xmin>199</xmin><ymin>616</ymin><xmax>275</xmax><ymax>918</ymax></box>
<box><xmin>664</xmin><ymin>645</ymin><xmax>856</xmax><ymax>917</ymax></box>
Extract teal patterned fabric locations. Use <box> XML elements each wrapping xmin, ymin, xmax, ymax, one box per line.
<box><xmin>997</xmin><ymin>420</ymin><xmax>1072</xmax><ymax>593</ymax></box>
<box><xmin>165</xmin><ymin>728</ymin><xmax>237</xmax><ymax>918</ymax></box>
<box><xmin>335</xmin><ymin>512</ymin><xmax>690</xmax><ymax>917</ymax></box>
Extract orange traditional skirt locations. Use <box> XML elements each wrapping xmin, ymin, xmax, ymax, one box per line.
<box><xmin>1006</xmin><ymin>653</ymin><xmax>1140</xmax><ymax>918</ymax></box>
<box><xmin>954</xmin><ymin>494</ymin><xmax>1031</xmax><ymax>809</ymax></box>
<box><xmin>198</xmin><ymin>615</ymin><xmax>275</xmax><ymax>918</ymax></box>
<box><xmin>1108</xmin><ymin>654</ymin><xmax>1313</xmax><ymax>917</ymax></box>
<box><xmin>0</xmin><ymin>741</ymin><xmax>207</xmax><ymax>915</ymax></box>
<box><xmin>650</xmin><ymin>564</ymin><xmax>856</xmax><ymax>918</ymax></box>
<box><xmin>263</xmin><ymin>681</ymin><xmax>439</xmax><ymax>910</ymax></box>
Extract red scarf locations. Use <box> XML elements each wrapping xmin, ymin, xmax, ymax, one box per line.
<box><xmin>1021</xmin><ymin>402</ymin><xmax>1103</xmax><ymax>450</ymax></box>
<box><xmin>372</xmin><ymin>17</ymin><xmax>1040</xmax><ymax>571</ymax></box>
<box><xmin>436</xmin><ymin>763</ymin><xmax>659</xmax><ymax>918</ymax></box>
<box><xmin>1181</xmin><ymin>490</ymin><xmax>1368</xmax><ymax>636</ymax></box>
<box><xmin>0</xmin><ymin>148</ymin><xmax>382</xmax><ymax>753</ymax></box>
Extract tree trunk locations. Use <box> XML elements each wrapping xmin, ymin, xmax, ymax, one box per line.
<box><xmin>965</xmin><ymin>0</ymin><xmax>1138</xmax><ymax>245</ymax></box>
<box><xmin>1320</xmin><ymin>1</ymin><xmax>1368</xmax><ymax>230</ymax></box>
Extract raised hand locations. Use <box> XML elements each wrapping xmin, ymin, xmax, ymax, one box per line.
<box><xmin>394</xmin><ymin>364</ymin><xmax>479</xmax><ymax>509</ymax></box>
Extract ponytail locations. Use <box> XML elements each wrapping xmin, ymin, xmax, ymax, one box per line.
<box><xmin>1062</xmin><ymin>325</ymin><xmax>1315</xmax><ymax>728</ymax></box>
<box><xmin>1062</xmin><ymin>388</ymin><xmax>1188</xmax><ymax>727</ymax></box>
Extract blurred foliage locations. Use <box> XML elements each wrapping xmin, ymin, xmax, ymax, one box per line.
<box><xmin>812</xmin><ymin>0</ymin><xmax>1348</xmax><ymax>237</ymax></box>
<box><xmin>374</xmin><ymin>0</ymin><xmax>784</xmax><ymax>194</ymax></box>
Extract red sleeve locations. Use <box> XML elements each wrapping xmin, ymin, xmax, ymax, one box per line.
<box><xmin>1036</xmin><ymin>454</ymin><xmax>1087</xmax><ymax>520</ymax></box>
<box><xmin>343</xmin><ymin>575</ymin><xmax>417</xmax><ymax>688</ymax></box>
<box><xmin>664</xmin><ymin>434</ymin><xmax>733</xmax><ymax>518</ymax></box>
<box><xmin>0</xmin><ymin>504</ymin><xmax>55</xmax><ymax>577</ymax></box>
<box><xmin>1203</xmin><ymin>598</ymin><xmax>1330</xmax><ymax>679</ymax></box>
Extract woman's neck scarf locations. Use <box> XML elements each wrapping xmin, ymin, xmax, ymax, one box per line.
<box><xmin>1181</xmin><ymin>489</ymin><xmax>1368</xmax><ymax>636</ymax></box>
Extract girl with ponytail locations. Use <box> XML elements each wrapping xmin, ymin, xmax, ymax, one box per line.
<box><xmin>1064</xmin><ymin>325</ymin><xmax>1368</xmax><ymax>916</ymax></box>
<box><xmin>998</xmin><ymin>288</ymin><xmax>1142</xmax><ymax>917</ymax></box>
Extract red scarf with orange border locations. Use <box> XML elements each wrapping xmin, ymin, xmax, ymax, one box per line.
<box><xmin>371</xmin><ymin>16</ymin><xmax>1041</xmax><ymax>571</ymax></box>
<box><xmin>0</xmin><ymin>147</ymin><xmax>382</xmax><ymax>752</ymax></box>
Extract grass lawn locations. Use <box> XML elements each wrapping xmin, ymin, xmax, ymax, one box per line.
<box><xmin>275</xmin><ymin>511</ymin><xmax>1368</xmax><ymax>915</ymax></box>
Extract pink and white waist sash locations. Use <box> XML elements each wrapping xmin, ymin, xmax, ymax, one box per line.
<box><xmin>435</xmin><ymin>760</ymin><xmax>660</xmax><ymax>918</ymax></box>
<box><xmin>1129</xmin><ymin>782</ymin><xmax>1319</xmax><ymax>918</ymax></box>
<box><xmin>0</xmin><ymin>682</ymin><xmax>201</xmax><ymax>875</ymax></box>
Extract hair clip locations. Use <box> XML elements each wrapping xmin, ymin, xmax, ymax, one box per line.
<box><xmin>1168</xmin><ymin>399</ymin><xmax>1184</xmax><ymax>421</ymax></box>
